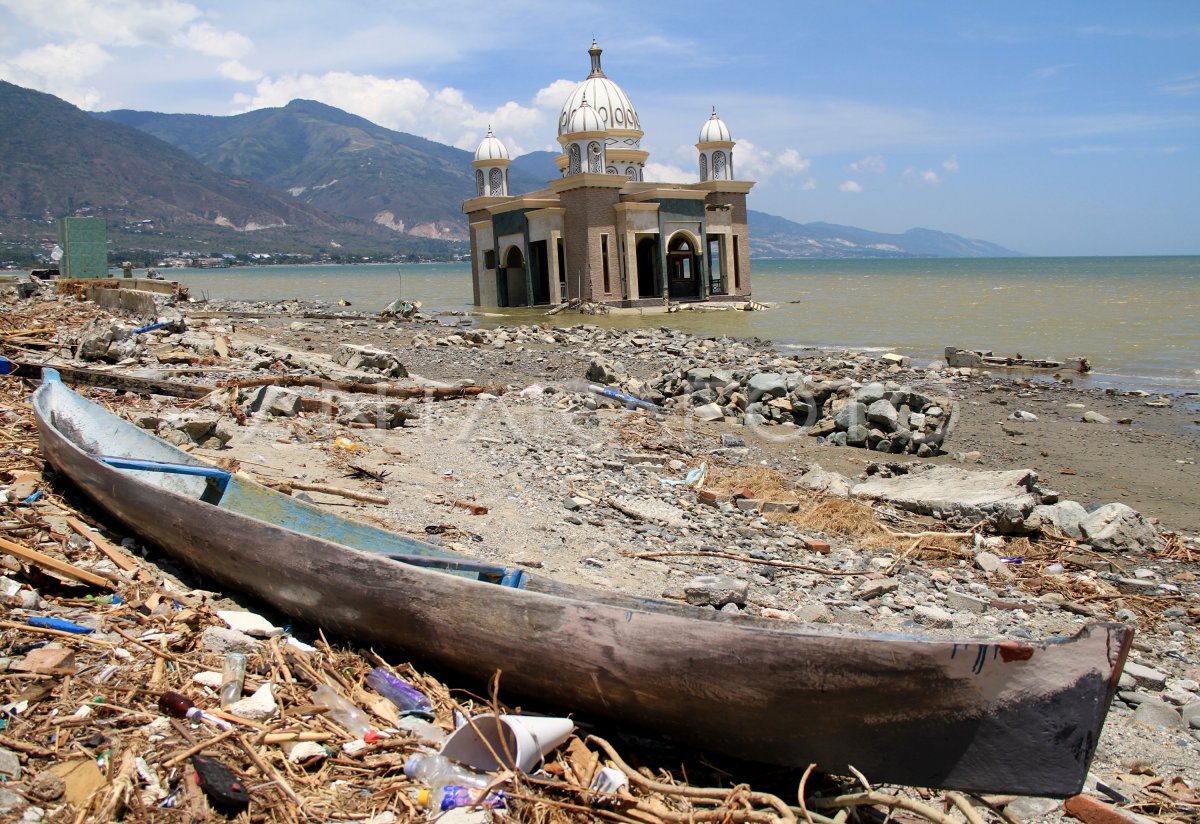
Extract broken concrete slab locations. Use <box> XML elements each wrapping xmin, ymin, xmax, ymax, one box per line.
<box><xmin>851</xmin><ymin>466</ymin><xmax>1043</xmax><ymax>526</ymax></box>
<box><xmin>1080</xmin><ymin>503</ymin><xmax>1160</xmax><ymax>553</ymax></box>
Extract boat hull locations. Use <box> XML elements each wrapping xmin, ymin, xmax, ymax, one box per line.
<box><xmin>32</xmin><ymin>372</ymin><xmax>1130</xmax><ymax>796</ymax></box>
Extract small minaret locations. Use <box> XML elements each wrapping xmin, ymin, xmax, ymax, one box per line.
<box><xmin>561</xmin><ymin>96</ymin><xmax>606</xmax><ymax>176</ymax></box>
<box><xmin>696</xmin><ymin>108</ymin><xmax>735</xmax><ymax>181</ymax></box>
<box><xmin>473</xmin><ymin>126</ymin><xmax>511</xmax><ymax>196</ymax></box>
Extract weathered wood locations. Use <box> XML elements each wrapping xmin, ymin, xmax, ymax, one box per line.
<box><xmin>65</xmin><ymin>516</ymin><xmax>140</xmax><ymax>571</ymax></box>
<box><xmin>9</xmin><ymin>360</ymin><xmax>215</xmax><ymax>399</ymax></box>
<box><xmin>259</xmin><ymin>478</ymin><xmax>389</xmax><ymax>505</ymax></box>
<box><xmin>32</xmin><ymin>368</ymin><xmax>1134</xmax><ymax>797</ymax></box>
<box><xmin>0</xmin><ymin>534</ymin><xmax>116</xmax><ymax>589</ymax></box>
<box><xmin>224</xmin><ymin>375</ymin><xmax>505</xmax><ymax>398</ymax></box>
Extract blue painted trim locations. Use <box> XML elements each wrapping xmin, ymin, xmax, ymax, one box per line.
<box><xmin>96</xmin><ymin>456</ymin><xmax>231</xmax><ymax>480</ymax></box>
<box><xmin>385</xmin><ymin>553</ymin><xmax>527</xmax><ymax>589</ymax></box>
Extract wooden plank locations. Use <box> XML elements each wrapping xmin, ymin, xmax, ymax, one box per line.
<box><xmin>64</xmin><ymin>517</ymin><xmax>139</xmax><ymax>572</ymax></box>
<box><xmin>0</xmin><ymin>534</ymin><xmax>116</xmax><ymax>589</ymax></box>
<box><xmin>9</xmin><ymin>361</ymin><xmax>215</xmax><ymax>399</ymax></box>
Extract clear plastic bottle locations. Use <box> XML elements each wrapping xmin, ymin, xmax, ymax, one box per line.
<box><xmin>219</xmin><ymin>653</ymin><xmax>247</xmax><ymax>709</ymax></box>
<box><xmin>417</xmin><ymin>785</ymin><xmax>506</xmax><ymax>811</ymax></box>
<box><xmin>310</xmin><ymin>685</ymin><xmax>372</xmax><ymax>737</ymax></box>
<box><xmin>404</xmin><ymin>753</ymin><xmax>491</xmax><ymax>791</ymax></box>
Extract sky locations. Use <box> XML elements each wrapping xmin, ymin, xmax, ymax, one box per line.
<box><xmin>1</xmin><ymin>1</ymin><xmax>1198</xmax><ymax>257</ymax></box>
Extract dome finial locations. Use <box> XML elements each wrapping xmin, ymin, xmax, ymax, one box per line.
<box><xmin>588</xmin><ymin>39</ymin><xmax>605</xmax><ymax>78</ymax></box>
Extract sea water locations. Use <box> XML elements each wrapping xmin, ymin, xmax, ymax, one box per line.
<box><xmin>174</xmin><ymin>256</ymin><xmax>1200</xmax><ymax>393</ymax></box>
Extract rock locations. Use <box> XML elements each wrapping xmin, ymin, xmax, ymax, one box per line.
<box><xmin>1182</xmin><ymin>701</ymin><xmax>1200</xmax><ymax>729</ymax></box>
<box><xmin>835</xmin><ymin>401</ymin><xmax>866</xmax><ymax>430</ymax></box>
<box><xmin>845</xmin><ymin>424</ymin><xmax>868</xmax><ymax>446</ymax></box>
<box><xmin>866</xmin><ymin>399</ymin><xmax>898</xmax><ymax>430</ymax></box>
<box><xmin>1082</xmin><ymin>411</ymin><xmax>1112</xmax><ymax>424</ymax></box>
<box><xmin>200</xmin><ymin>626</ymin><xmax>260</xmax><ymax>655</ymax></box>
<box><xmin>247</xmin><ymin>385</ymin><xmax>302</xmax><ymax>417</ymax></box>
<box><xmin>1080</xmin><ymin>503</ymin><xmax>1159</xmax><ymax>552</ymax></box>
<box><xmin>586</xmin><ymin>356</ymin><xmax>622</xmax><ymax>384</ymax></box>
<box><xmin>610</xmin><ymin>495</ymin><xmax>688</xmax><ymax>528</ymax></box>
<box><xmin>217</xmin><ymin>610</ymin><xmax>281</xmax><ymax>638</ymax></box>
<box><xmin>338</xmin><ymin>400</ymin><xmax>417</xmax><ymax>429</ymax></box>
<box><xmin>692</xmin><ymin>402</ymin><xmax>724</xmax><ymax>421</ymax></box>
<box><xmin>913</xmin><ymin>605</ymin><xmax>954</xmax><ymax>627</ymax></box>
<box><xmin>1122</xmin><ymin>661</ymin><xmax>1168</xmax><ymax>690</ymax></box>
<box><xmin>26</xmin><ymin>771</ymin><xmax>65</xmax><ymax>802</ymax></box>
<box><xmin>333</xmin><ymin>344</ymin><xmax>408</xmax><ymax>378</ymax></box>
<box><xmin>0</xmin><ymin>787</ymin><xmax>26</xmax><ymax>816</ymax></box>
<box><xmin>1005</xmin><ymin>797</ymin><xmax>1061</xmax><ymax>820</ymax></box>
<box><xmin>0</xmin><ymin>748</ymin><xmax>20</xmax><ymax>780</ymax></box>
<box><xmin>796</xmin><ymin>464</ymin><xmax>852</xmax><ymax>498</ymax></box>
<box><xmin>683</xmin><ymin>575</ymin><xmax>748</xmax><ymax>608</ymax></box>
<box><xmin>1132</xmin><ymin>699</ymin><xmax>1183</xmax><ymax>729</ymax></box>
<box><xmin>228</xmin><ymin>682</ymin><xmax>278</xmax><ymax>722</ymax></box>
<box><xmin>945</xmin><ymin>590</ymin><xmax>988</xmax><ymax>614</ymax></box>
<box><xmin>1008</xmin><ymin>410</ymin><xmax>1038</xmax><ymax>421</ymax></box>
<box><xmin>1064</xmin><ymin>794</ymin><xmax>1152</xmax><ymax>824</ymax></box>
<box><xmin>1026</xmin><ymin>500</ymin><xmax>1089</xmax><ymax>539</ymax></box>
<box><xmin>974</xmin><ymin>551</ymin><xmax>1013</xmax><ymax>578</ymax></box>
<box><xmin>851</xmin><ymin>466</ymin><xmax>1043</xmax><ymax>524</ymax></box>
<box><xmin>747</xmin><ymin>372</ymin><xmax>787</xmax><ymax>402</ymax></box>
<box><xmin>853</xmin><ymin>382</ymin><xmax>887</xmax><ymax>405</ymax></box>
<box><xmin>856</xmin><ymin>578</ymin><xmax>898</xmax><ymax>600</ymax></box>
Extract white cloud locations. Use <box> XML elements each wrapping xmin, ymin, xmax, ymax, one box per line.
<box><xmin>237</xmin><ymin>70</ymin><xmax>555</xmax><ymax>156</ymax></box>
<box><xmin>534</xmin><ymin>79</ymin><xmax>577</xmax><ymax>109</ymax></box>
<box><xmin>1159</xmin><ymin>73</ymin><xmax>1200</xmax><ymax>96</ymax></box>
<box><xmin>0</xmin><ymin>40</ymin><xmax>111</xmax><ymax>108</ymax></box>
<box><xmin>800</xmin><ymin>178</ymin><xmax>817</xmax><ymax>191</ymax></box>
<box><xmin>839</xmin><ymin>180</ymin><xmax>863</xmax><ymax>193</ymax></box>
<box><xmin>942</xmin><ymin>155</ymin><xmax>960</xmax><ymax>172</ymax></box>
<box><xmin>183</xmin><ymin>21</ymin><xmax>253</xmax><ymax>60</ymax></box>
<box><xmin>732</xmin><ymin>139</ymin><xmax>811</xmax><ymax>180</ymax></box>
<box><xmin>219</xmin><ymin>60</ymin><xmax>262</xmax><ymax>83</ymax></box>
<box><xmin>643</xmin><ymin>162</ymin><xmax>693</xmax><ymax>183</ymax></box>
<box><xmin>903</xmin><ymin>167</ymin><xmax>942</xmax><ymax>184</ymax></box>
<box><xmin>848</xmin><ymin>154</ymin><xmax>885</xmax><ymax>173</ymax></box>
<box><xmin>1</xmin><ymin>0</ymin><xmax>202</xmax><ymax>47</ymax></box>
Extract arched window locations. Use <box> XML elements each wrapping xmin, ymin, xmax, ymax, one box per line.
<box><xmin>699</xmin><ymin>154</ymin><xmax>709</xmax><ymax>182</ymax></box>
<box><xmin>569</xmin><ymin>144</ymin><xmax>581</xmax><ymax>175</ymax></box>
<box><xmin>588</xmin><ymin>142</ymin><xmax>602</xmax><ymax>173</ymax></box>
<box><xmin>488</xmin><ymin>168</ymin><xmax>503</xmax><ymax>195</ymax></box>
<box><xmin>625</xmin><ymin>166</ymin><xmax>637</xmax><ymax>181</ymax></box>
<box><xmin>712</xmin><ymin>151</ymin><xmax>726</xmax><ymax>180</ymax></box>
<box><xmin>475</xmin><ymin>170</ymin><xmax>484</xmax><ymax>196</ymax></box>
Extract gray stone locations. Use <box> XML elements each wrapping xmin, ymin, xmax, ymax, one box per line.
<box><xmin>585</xmin><ymin>356</ymin><xmax>622</xmax><ymax>384</ymax></box>
<box><xmin>26</xmin><ymin>771</ymin><xmax>65</xmax><ymax>802</ymax></box>
<box><xmin>1081</xmin><ymin>503</ymin><xmax>1159</xmax><ymax>552</ymax></box>
<box><xmin>845</xmin><ymin>423</ymin><xmax>868</xmax><ymax>446</ymax></box>
<box><xmin>1008</xmin><ymin>410</ymin><xmax>1039</xmax><ymax>422</ymax></box>
<box><xmin>684</xmin><ymin>575</ymin><xmax>749</xmax><ymax>608</ymax></box>
<box><xmin>851</xmin><ymin>466</ymin><xmax>1043</xmax><ymax>524</ymax></box>
<box><xmin>720</xmin><ymin>434</ymin><xmax>746</xmax><ymax>447</ymax></box>
<box><xmin>1026</xmin><ymin>500</ymin><xmax>1089</xmax><ymax>539</ymax></box>
<box><xmin>0</xmin><ymin>787</ymin><xmax>25</xmax><ymax>815</ymax></box>
<box><xmin>796</xmin><ymin>464</ymin><xmax>852</xmax><ymax>498</ymax></box>
<box><xmin>0</xmin><ymin>748</ymin><xmax>19</xmax><ymax>780</ymax></box>
<box><xmin>1004</xmin><ymin>797</ymin><xmax>1060</xmax><ymax>820</ymax></box>
<box><xmin>974</xmin><ymin>551</ymin><xmax>1013</xmax><ymax>578</ymax></box>
<box><xmin>794</xmin><ymin>603</ymin><xmax>832</xmax><ymax>623</ymax></box>
<box><xmin>338</xmin><ymin>400</ymin><xmax>417</xmax><ymax>429</ymax></box>
<box><xmin>248</xmin><ymin>385</ymin><xmax>302</xmax><ymax>417</ymax></box>
<box><xmin>913</xmin><ymin>605</ymin><xmax>954</xmax><ymax>627</ymax></box>
<box><xmin>853</xmin><ymin>382</ymin><xmax>887</xmax><ymax>405</ymax></box>
<box><xmin>1132</xmin><ymin>699</ymin><xmax>1183</xmax><ymax>729</ymax></box>
<box><xmin>1122</xmin><ymin>661</ymin><xmax>1169</xmax><ymax>690</ymax></box>
<box><xmin>945</xmin><ymin>590</ymin><xmax>988</xmax><ymax>614</ymax></box>
<box><xmin>857</xmin><ymin>578</ymin><xmax>899</xmax><ymax>600</ymax></box>
<box><xmin>610</xmin><ymin>495</ymin><xmax>687</xmax><ymax>528</ymax></box>
<box><xmin>1082</xmin><ymin>410</ymin><xmax>1112</xmax><ymax>424</ymax></box>
<box><xmin>228</xmin><ymin>682</ymin><xmax>278</xmax><ymax>722</ymax></box>
<box><xmin>1182</xmin><ymin>702</ymin><xmax>1200</xmax><ymax>729</ymax></box>
<box><xmin>866</xmin><ymin>399</ymin><xmax>899</xmax><ymax>430</ymax></box>
<box><xmin>1118</xmin><ymin>690</ymin><xmax>1158</xmax><ymax>706</ymax></box>
<box><xmin>692</xmin><ymin>402</ymin><xmax>724</xmax><ymax>422</ymax></box>
<box><xmin>747</xmin><ymin>372</ymin><xmax>787</xmax><ymax>402</ymax></box>
<box><xmin>835</xmin><ymin>401</ymin><xmax>867</xmax><ymax>430</ymax></box>
<box><xmin>200</xmin><ymin>626</ymin><xmax>260</xmax><ymax>655</ymax></box>
<box><xmin>333</xmin><ymin>344</ymin><xmax>408</xmax><ymax>378</ymax></box>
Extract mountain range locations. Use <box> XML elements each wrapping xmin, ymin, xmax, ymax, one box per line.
<box><xmin>0</xmin><ymin>80</ymin><xmax>1021</xmax><ymax>264</ymax></box>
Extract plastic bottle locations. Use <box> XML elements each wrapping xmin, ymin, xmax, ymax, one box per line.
<box><xmin>366</xmin><ymin>667</ymin><xmax>432</xmax><ymax>716</ymax></box>
<box><xmin>310</xmin><ymin>685</ymin><xmax>372</xmax><ymax>737</ymax></box>
<box><xmin>404</xmin><ymin>753</ymin><xmax>491</xmax><ymax>791</ymax></box>
<box><xmin>417</xmin><ymin>785</ymin><xmax>506</xmax><ymax>811</ymax></box>
<box><xmin>219</xmin><ymin>653</ymin><xmax>247</xmax><ymax>709</ymax></box>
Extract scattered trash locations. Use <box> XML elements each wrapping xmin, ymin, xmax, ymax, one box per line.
<box><xmin>440</xmin><ymin>713</ymin><xmax>574</xmax><ymax>774</ymax></box>
<box><xmin>417</xmin><ymin>784</ymin><xmax>506</xmax><ymax>811</ymax></box>
<box><xmin>158</xmin><ymin>691</ymin><xmax>231</xmax><ymax>730</ymax></box>
<box><xmin>219</xmin><ymin>652</ymin><xmax>247</xmax><ymax>708</ymax></box>
<box><xmin>191</xmin><ymin>754</ymin><xmax>251</xmax><ymax>817</ymax></box>
<box><xmin>310</xmin><ymin>684</ymin><xmax>373</xmax><ymax>738</ymax></box>
<box><xmin>367</xmin><ymin>667</ymin><xmax>434</xmax><ymax>718</ymax></box>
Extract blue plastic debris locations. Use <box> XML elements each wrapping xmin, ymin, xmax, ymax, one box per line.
<box><xmin>27</xmin><ymin>617</ymin><xmax>94</xmax><ymax>634</ymax></box>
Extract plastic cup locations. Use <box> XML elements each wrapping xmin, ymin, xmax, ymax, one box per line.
<box><xmin>439</xmin><ymin>713</ymin><xmax>574</xmax><ymax>773</ymax></box>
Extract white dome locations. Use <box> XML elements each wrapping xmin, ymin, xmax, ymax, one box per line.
<box><xmin>557</xmin><ymin>41</ymin><xmax>641</xmax><ymax>136</ymax></box>
<box><xmin>699</xmin><ymin>109</ymin><xmax>732</xmax><ymax>143</ymax></box>
<box><xmin>474</xmin><ymin>127</ymin><xmax>509</xmax><ymax>161</ymax></box>
<box><xmin>566</xmin><ymin>97</ymin><xmax>604</xmax><ymax>135</ymax></box>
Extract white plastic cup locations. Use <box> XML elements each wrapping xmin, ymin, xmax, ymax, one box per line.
<box><xmin>439</xmin><ymin>713</ymin><xmax>574</xmax><ymax>773</ymax></box>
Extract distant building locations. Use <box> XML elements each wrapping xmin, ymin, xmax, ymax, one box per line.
<box><xmin>463</xmin><ymin>41</ymin><xmax>753</xmax><ymax>308</ymax></box>
<box><xmin>57</xmin><ymin>217</ymin><xmax>108</xmax><ymax>278</ymax></box>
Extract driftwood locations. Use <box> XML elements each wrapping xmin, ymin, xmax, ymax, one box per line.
<box><xmin>257</xmin><ymin>477</ymin><xmax>390</xmax><ymax>505</ymax></box>
<box><xmin>8</xmin><ymin>360</ymin><xmax>214</xmax><ymax>399</ymax></box>
<box><xmin>223</xmin><ymin>375</ymin><xmax>505</xmax><ymax>398</ymax></box>
<box><xmin>0</xmin><ymin>533</ymin><xmax>116</xmax><ymax>589</ymax></box>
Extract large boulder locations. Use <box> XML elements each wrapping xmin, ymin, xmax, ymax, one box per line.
<box><xmin>1080</xmin><ymin>503</ymin><xmax>1159</xmax><ymax>553</ymax></box>
<box><xmin>1025</xmin><ymin>500</ymin><xmax>1089</xmax><ymax>539</ymax></box>
<box><xmin>747</xmin><ymin>372</ymin><xmax>787</xmax><ymax>403</ymax></box>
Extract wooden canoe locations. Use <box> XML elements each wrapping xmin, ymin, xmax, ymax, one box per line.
<box><xmin>31</xmin><ymin>368</ymin><xmax>1131</xmax><ymax>796</ymax></box>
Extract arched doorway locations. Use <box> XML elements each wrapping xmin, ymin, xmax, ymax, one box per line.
<box><xmin>636</xmin><ymin>236</ymin><xmax>658</xmax><ymax>299</ymax></box>
<box><xmin>667</xmin><ymin>233</ymin><xmax>700</xmax><ymax>299</ymax></box>
<box><xmin>500</xmin><ymin>245</ymin><xmax>528</xmax><ymax>306</ymax></box>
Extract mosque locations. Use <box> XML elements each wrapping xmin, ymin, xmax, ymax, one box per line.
<box><xmin>463</xmin><ymin>41</ymin><xmax>753</xmax><ymax>308</ymax></box>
